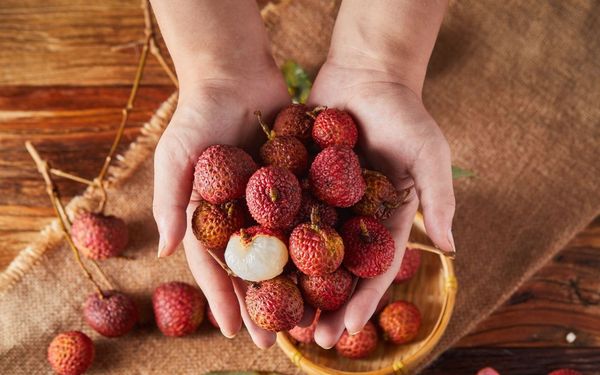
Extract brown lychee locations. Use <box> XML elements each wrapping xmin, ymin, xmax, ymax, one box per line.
<box><xmin>287</xmin><ymin>310</ymin><xmax>320</xmax><ymax>344</ymax></box>
<box><xmin>393</xmin><ymin>248</ymin><xmax>422</xmax><ymax>283</ymax></box>
<box><xmin>309</xmin><ymin>146</ymin><xmax>365</xmax><ymax>207</ymax></box>
<box><xmin>273</xmin><ymin>103</ymin><xmax>314</xmax><ymax>142</ymax></box>
<box><xmin>47</xmin><ymin>331</ymin><xmax>94</xmax><ymax>375</ymax></box>
<box><xmin>71</xmin><ymin>211</ymin><xmax>128</xmax><ymax>260</ymax></box>
<box><xmin>342</xmin><ymin>216</ymin><xmax>395</xmax><ymax>278</ymax></box>
<box><xmin>191</xmin><ymin>200</ymin><xmax>245</xmax><ymax>250</ymax></box>
<box><xmin>245</xmin><ymin>166</ymin><xmax>301</xmax><ymax>229</ymax></box>
<box><xmin>335</xmin><ymin>321</ymin><xmax>378</xmax><ymax>359</ymax></box>
<box><xmin>312</xmin><ymin>108</ymin><xmax>358</xmax><ymax>149</ymax></box>
<box><xmin>299</xmin><ymin>267</ymin><xmax>354</xmax><ymax>311</ymax></box>
<box><xmin>245</xmin><ymin>276</ymin><xmax>304</xmax><ymax>332</ymax></box>
<box><xmin>352</xmin><ymin>169</ymin><xmax>407</xmax><ymax>220</ymax></box>
<box><xmin>152</xmin><ymin>281</ymin><xmax>206</xmax><ymax>337</ymax></box>
<box><xmin>83</xmin><ymin>291</ymin><xmax>138</xmax><ymax>337</ymax></box>
<box><xmin>378</xmin><ymin>300</ymin><xmax>421</xmax><ymax>344</ymax></box>
<box><xmin>193</xmin><ymin>145</ymin><xmax>258</xmax><ymax>205</ymax></box>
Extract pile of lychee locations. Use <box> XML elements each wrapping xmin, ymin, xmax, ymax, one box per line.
<box><xmin>191</xmin><ymin>104</ymin><xmax>424</xmax><ymax>359</ymax></box>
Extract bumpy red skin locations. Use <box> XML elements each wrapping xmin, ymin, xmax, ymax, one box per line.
<box><xmin>206</xmin><ymin>305</ymin><xmax>219</xmax><ymax>328</ymax></box>
<box><xmin>547</xmin><ymin>370</ymin><xmax>583</xmax><ymax>375</ymax></box>
<box><xmin>236</xmin><ymin>225</ymin><xmax>287</xmax><ymax>245</ymax></box>
<box><xmin>83</xmin><ymin>291</ymin><xmax>138</xmax><ymax>337</ymax></box>
<box><xmin>335</xmin><ymin>321</ymin><xmax>378</xmax><ymax>359</ymax></box>
<box><xmin>352</xmin><ymin>170</ymin><xmax>405</xmax><ymax>220</ymax></box>
<box><xmin>342</xmin><ymin>216</ymin><xmax>395</xmax><ymax>278</ymax></box>
<box><xmin>47</xmin><ymin>331</ymin><xmax>94</xmax><ymax>375</ymax></box>
<box><xmin>71</xmin><ymin>212</ymin><xmax>128</xmax><ymax>260</ymax></box>
<box><xmin>378</xmin><ymin>300</ymin><xmax>422</xmax><ymax>344</ymax></box>
<box><xmin>191</xmin><ymin>200</ymin><xmax>245</xmax><ymax>250</ymax></box>
<box><xmin>152</xmin><ymin>282</ymin><xmax>206</xmax><ymax>337</ymax></box>
<box><xmin>477</xmin><ymin>368</ymin><xmax>501</xmax><ymax>375</ymax></box>
<box><xmin>193</xmin><ymin>145</ymin><xmax>258</xmax><ymax>205</ymax></box>
<box><xmin>309</xmin><ymin>146</ymin><xmax>366</xmax><ymax>207</ymax></box>
<box><xmin>260</xmin><ymin>136</ymin><xmax>308</xmax><ymax>176</ymax></box>
<box><xmin>288</xmin><ymin>310</ymin><xmax>320</xmax><ymax>344</ymax></box>
<box><xmin>245</xmin><ymin>276</ymin><xmax>304</xmax><ymax>332</ymax></box>
<box><xmin>312</xmin><ymin>108</ymin><xmax>358</xmax><ymax>149</ymax></box>
<box><xmin>290</xmin><ymin>192</ymin><xmax>338</xmax><ymax>229</ymax></box>
<box><xmin>273</xmin><ymin>103</ymin><xmax>314</xmax><ymax>142</ymax></box>
<box><xmin>393</xmin><ymin>248</ymin><xmax>422</xmax><ymax>283</ymax></box>
<box><xmin>289</xmin><ymin>223</ymin><xmax>344</xmax><ymax>276</ymax></box>
<box><xmin>299</xmin><ymin>268</ymin><xmax>354</xmax><ymax>311</ymax></box>
<box><xmin>246</xmin><ymin>166</ymin><xmax>302</xmax><ymax>229</ymax></box>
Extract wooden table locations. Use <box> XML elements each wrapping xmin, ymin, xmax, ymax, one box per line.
<box><xmin>1</xmin><ymin>1</ymin><xmax>598</xmax><ymax>374</ymax></box>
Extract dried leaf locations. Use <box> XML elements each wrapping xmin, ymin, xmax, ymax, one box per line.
<box><xmin>452</xmin><ymin>165</ymin><xmax>475</xmax><ymax>179</ymax></box>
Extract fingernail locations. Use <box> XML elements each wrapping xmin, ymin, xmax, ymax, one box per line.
<box><xmin>322</xmin><ymin>343</ymin><xmax>335</xmax><ymax>350</ymax></box>
<box><xmin>447</xmin><ymin>229</ymin><xmax>456</xmax><ymax>253</ymax></box>
<box><xmin>157</xmin><ymin>236</ymin><xmax>166</xmax><ymax>258</ymax></box>
<box><xmin>221</xmin><ymin>329</ymin><xmax>237</xmax><ymax>339</ymax></box>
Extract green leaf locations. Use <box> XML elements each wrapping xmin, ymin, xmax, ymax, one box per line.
<box><xmin>281</xmin><ymin>60</ymin><xmax>312</xmax><ymax>104</ymax></box>
<box><xmin>452</xmin><ymin>165</ymin><xmax>475</xmax><ymax>179</ymax></box>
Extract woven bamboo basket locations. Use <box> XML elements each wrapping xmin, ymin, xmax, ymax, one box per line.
<box><xmin>277</xmin><ymin>212</ymin><xmax>457</xmax><ymax>374</ymax></box>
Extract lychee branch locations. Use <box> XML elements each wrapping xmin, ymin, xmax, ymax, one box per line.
<box><xmin>407</xmin><ymin>241</ymin><xmax>455</xmax><ymax>260</ymax></box>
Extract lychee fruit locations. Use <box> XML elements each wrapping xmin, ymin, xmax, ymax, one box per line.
<box><xmin>312</xmin><ymin>108</ymin><xmax>358</xmax><ymax>149</ymax></box>
<box><xmin>193</xmin><ymin>144</ymin><xmax>258</xmax><ymax>205</ymax></box>
<box><xmin>287</xmin><ymin>310</ymin><xmax>320</xmax><ymax>344</ymax></box>
<box><xmin>290</xmin><ymin>192</ymin><xmax>338</xmax><ymax>229</ymax></box>
<box><xmin>393</xmin><ymin>248</ymin><xmax>422</xmax><ymax>283</ymax></box>
<box><xmin>299</xmin><ymin>267</ymin><xmax>354</xmax><ymax>311</ymax></box>
<box><xmin>378</xmin><ymin>300</ymin><xmax>422</xmax><ymax>344</ymax></box>
<box><xmin>256</xmin><ymin>110</ymin><xmax>308</xmax><ymax>176</ymax></box>
<box><xmin>206</xmin><ymin>305</ymin><xmax>219</xmax><ymax>328</ymax></box>
<box><xmin>375</xmin><ymin>288</ymin><xmax>392</xmax><ymax>314</ymax></box>
<box><xmin>335</xmin><ymin>321</ymin><xmax>378</xmax><ymax>359</ymax></box>
<box><xmin>342</xmin><ymin>216</ymin><xmax>395</xmax><ymax>278</ymax></box>
<box><xmin>352</xmin><ymin>169</ymin><xmax>406</xmax><ymax>220</ymax></box>
<box><xmin>245</xmin><ymin>276</ymin><xmax>304</xmax><ymax>332</ymax></box>
<box><xmin>191</xmin><ymin>200</ymin><xmax>245</xmax><ymax>250</ymax></box>
<box><xmin>273</xmin><ymin>103</ymin><xmax>314</xmax><ymax>142</ymax></box>
<box><xmin>152</xmin><ymin>281</ymin><xmax>206</xmax><ymax>337</ymax></box>
<box><xmin>309</xmin><ymin>146</ymin><xmax>365</xmax><ymax>207</ymax></box>
<box><xmin>47</xmin><ymin>331</ymin><xmax>94</xmax><ymax>375</ymax></box>
<box><xmin>289</xmin><ymin>208</ymin><xmax>344</xmax><ymax>276</ymax></box>
<box><xmin>477</xmin><ymin>368</ymin><xmax>501</xmax><ymax>375</ymax></box>
<box><xmin>83</xmin><ymin>291</ymin><xmax>138</xmax><ymax>337</ymax></box>
<box><xmin>224</xmin><ymin>226</ymin><xmax>288</xmax><ymax>282</ymax></box>
<box><xmin>547</xmin><ymin>370</ymin><xmax>583</xmax><ymax>375</ymax></box>
<box><xmin>71</xmin><ymin>212</ymin><xmax>128</xmax><ymax>260</ymax></box>
<box><xmin>246</xmin><ymin>166</ymin><xmax>301</xmax><ymax>229</ymax></box>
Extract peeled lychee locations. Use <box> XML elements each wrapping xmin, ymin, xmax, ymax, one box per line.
<box><xmin>378</xmin><ymin>300</ymin><xmax>421</xmax><ymax>344</ymax></box>
<box><xmin>287</xmin><ymin>310</ymin><xmax>320</xmax><ymax>344</ymax></box>
<box><xmin>246</xmin><ymin>166</ymin><xmax>301</xmax><ymax>229</ymax></box>
<box><xmin>299</xmin><ymin>268</ymin><xmax>353</xmax><ymax>311</ymax></box>
<box><xmin>47</xmin><ymin>331</ymin><xmax>94</xmax><ymax>375</ymax></box>
<box><xmin>224</xmin><ymin>226</ymin><xmax>288</xmax><ymax>282</ymax></box>
<box><xmin>245</xmin><ymin>276</ymin><xmax>304</xmax><ymax>332</ymax></box>
<box><xmin>290</xmin><ymin>192</ymin><xmax>338</xmax><ymax>229</ymax></box>
<box><xmin>547</xmin><ymin>370</ymin><xmax>583</xmax><ymax>375</ymax></box>
<box><xmin>393</xmin><ymin>248</ymin><xmax>421</xmax><ymax>283</ymax></box>
<box><xmin>309</xmin><ymin>146</ymin><xmax>365</xmax><ymax>207</ymax></box>
<box><xmin>352</xmin><ymin>170</ymin><xmax>406</xmax><ymax>220</ymax></box>
<box><xmin>257</xmin><ymin>110</ymin><xmax>308</xmax><ymax>176</ymax></box>
<box><xmin>335</xmin><ymin>321</ymin><xmax>378</xmax><ymax>359</ymax></box>
<box><xmin>191</xmin><ymin>200</ymin><xmax>245</xmax><ymax>250</ymax></box>
<box><xmin>289</xmin><ymin>209</ymin><xmax>344</xmax><ymax>276</ymax></box>
<box><xmin>152</xmin><ymin>281</ymin><xmax>206</xmax><ymax>337</ymax></box>
<box><xmin>342</xmin><ymin>216</ymin><xmax>395</xmax><ymax>278</ymax></box>
<box><xmin>273</xmin><ymin>103</ymin><xmax>314</xmax><ymax>142</ymax></box>
<box><xmin>83</xmin><ymin>291</ymin><xmax>138</xmax><ymax>337</ymax></box>
<box><xmin>71</xmin><ymin>212</ymin><xmax>128</xmax><ymax>260</ymax></box>
<box><xmin>312</xmin><ymin>108</ymin><xmax>358</xmax><ymax>149</ymax></box>
<box><xmin>193</xmin><ymin>145</ymin><xmax>258</xmax><ymax>205</ymax></box>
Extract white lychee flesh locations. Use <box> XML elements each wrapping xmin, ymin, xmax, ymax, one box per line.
<box><xmin>224</xmin><ymin>233</ymin><xmax>288</xmax><ymax>282</ymax></box>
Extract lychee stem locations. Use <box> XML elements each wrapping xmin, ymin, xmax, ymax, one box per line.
<box><xmin>306</xmin><ymin>105</ymin><xmax>327</xmax><ymax>120</ymax></box>
<box><xmin>206</xmin><ymin>249</ymin><xmax>237</xmax><ymax>278</ymax></box>
<box><xmin>224</xmin><ymin>201</ymin><xmax>235</xmax><ymax>218</ymax></box>
<box><xmin>254</xmin><ymin>110</ymin><xmax>276</xmax><ymax>140</ymax></box>
<box><xmin>310</xmin><ymin>206</ymin><xmax>321</xmax><ymax>230</ymax></box>
<box><xmin>407</xmin><ymin>241</ymin><xmax>456</xmax><ymax>260</ymax></box>
<box><xmin>269</xmin><ymin>187</ymin><xmax>279</xmax><ymax>203</ymax></box>
<box><xmin>359</xmin><ymin>219</ymin><xmax>371</xmax><ymax>242</ymax></box>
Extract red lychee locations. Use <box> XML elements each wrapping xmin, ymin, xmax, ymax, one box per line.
<box><xmin>287</xmin><ymin>310</ymin><xmax>320</xmax><ymax>344</ymax></box>
<box><xmin>352</xmin><ymin>169</ymin><xmax>407</xmax><ymax>220</ymax></box>
<box><xmin>193</xmin><ymin>145</ymin><xmax>258</xmax><ymax>205</ymax></box>
<box><xmin>342</xmin><ymin>216</ymin><xmax>395</xmax><ymax>278</ymax></box>
<box><xmin>309</xmin><ymin>146</ymin><xmax>365</xmax><ymax>207</ymax></box>
<box><xmin>299</xmin><ymin>267</ymin><xmax>354</xmax><ymax>311</ymax></box>
<box><xmin>246</xmin><ymin>166</ymin><xmax>301</xmax><ymax>229</ymax></box>
<box><xmin>71</xmin><ymin>212</ymin><xmax>128</xmax><ymax>260</ymax></box>
<box><xmin>83</xmin><ymin>291</ymin><xmax>138</xmax><ymax>337</ymax></box>
<box><xmin>152</xmin><ymin>281</ymin><xmax>206</xmax><ymax>337</ymax></box>
<box><xmin>273</xmin><ymin>103</ymin><xmax>314</xmax><ymax>142</ymax></box>
<box><xmin>245</xmin><ymin>276</ymin><xmax>304</xmax><ymax>332</ymax></box>
<box><xmin>378</xmin><ymin>300</ymin><xmax>421</xmax><ymax>344</ymax></box>
<box><xmin>335</xmin><ymin>321</ymin><xmax>379</xmax><ymax>359</ymax></box>
<box><xmin>290</xmin><ymin>192</ymin><xmax>338</xmax><ymax>229</ymax></box>
<box><xmin>191</xmin><ymin>200</ymin><xmax>245</xmax><ymax>251</ymax></box>
<box><xmin>393</xmin><ymin>248</ymin><xmax>422</xmax><ymax>283</ymax></box>
<box><xmin>312</xmin><ymin>108</ymin><xmax>358</xmax><ymax>149</ymax></box>
<box><xmin>477</xmin><ymin>368</ymin><xmax>501</xmax><ymax>375</ymax></box>
<box><xmin>47</xmin><ymin>331</ymin><xmax>94</xmax><ymax>375</ymax></box>
<box><xmin>547</xmin><ymin>370</ymin><xmax>583</xmax><ymax>375</ymax></box>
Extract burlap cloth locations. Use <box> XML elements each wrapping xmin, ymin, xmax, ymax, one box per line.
<box><xmin>1</xmin><ymin>0</ymin><xmax>599</xmax><ymax>373</ymax></box>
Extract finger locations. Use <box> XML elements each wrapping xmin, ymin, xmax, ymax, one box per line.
<box><xmin>231</xmin><ymin>278</ymin><xmax>277</xmax><ymax>349</ymax></box>
<box><xmin>344</xmin><ymin>197</ymin><xmax>418</xmax><ymax>334</ymax></box>
<box><xmin>314</xmin><ymin>303</ymin><xmax>349</xmax><ymax>349</ymax></box>
<box><xmin>409</xmin><ymin>133</ymin><xmax>456</xmax><ymax>254</ymax></box>
<box><xmin>153</xmin><ymin>124</ymin><xmax>200</xmax><ymax>258</ymax></box>
<box><xmin>183</xmin><ymin>208</ymin><xmax>242</xmax><ymax>338</ymax></box>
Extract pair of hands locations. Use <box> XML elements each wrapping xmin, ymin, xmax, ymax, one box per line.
<box><xmin>152</xmin><ymin>54</ymin><xmax>455</xmax><ymax>349</ymax></box>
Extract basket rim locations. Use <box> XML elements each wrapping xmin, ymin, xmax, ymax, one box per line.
<box><xmin>276</xmin><ymin>212</ymin><xmax>457</xmax><ymax>375</ymax></box>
